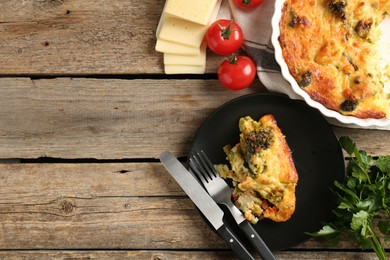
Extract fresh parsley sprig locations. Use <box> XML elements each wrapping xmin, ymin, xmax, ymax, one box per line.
<box><xmin>311</xmin><ymin>136</ymin><xmax>390</xmax><ymax>260</ymax></box>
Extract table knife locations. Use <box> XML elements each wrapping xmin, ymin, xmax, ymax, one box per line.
<box><xmin>159</xmin><ymin>151</ymin><xmax>255</xmax><ymax>260</ymax></box>
<box><xmin>225</xmin><ymin>199</ymin><xmax>276</xmax><ymax>260</ymax></box>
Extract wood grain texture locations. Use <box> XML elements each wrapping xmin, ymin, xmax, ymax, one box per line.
<box><xmin>0</xmin><ymin>163</ymin><xmax>220</xmax><ymax>250</ymax></box>
<box><xmin>0</xmin><ymin>77</ymin><xmax>389</xmax><ymax>159</ymax></box>
<box><xmin>1</xmin><ymin>0</ymin><xmax>389</xmax><ymax>258</ymax></box>
<box><xmin>0</xmin><ymin>0</ymin><xmax>221</xmax><ymax>75</ymax></box>
<box><xmin>0</xmin><ymin>250</ymin><xmax>387</xmax><ymax>260</ymax></box>
<box><xmin>0</xmin><ymin>163</ymin><xmax>389</xmax><ymax>252</ymax></box>
<box><xmin>0</xmin><ymin>77</ymin><xmax>257</xmax><ymax>159</ymax></box>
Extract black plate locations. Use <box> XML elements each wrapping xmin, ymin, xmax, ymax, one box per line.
<box><xmin>189</xmin><ymin>92</ymin><xmax>345</xmax><ymax>250</ymax></box>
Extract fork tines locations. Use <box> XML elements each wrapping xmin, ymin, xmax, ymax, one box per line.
<box><xmin>189</xmin><ymin>150</ymin><xmax>217</xmax><ymax>183</ymax></box>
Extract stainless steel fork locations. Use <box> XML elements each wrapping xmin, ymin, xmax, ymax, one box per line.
<box><xmin>189</xmin><ymin>150</ymin><xmax>275</xmax><ymax>260</ymax></box>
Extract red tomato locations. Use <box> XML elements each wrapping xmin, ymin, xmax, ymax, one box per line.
<box><xmin>233</xmin><ymin>0</ymin><xmax>264</xmax><ymax>9</ymax></box>
<box><xmin>218</xmin><ymin>55</ymin><xmax>256</xmax><ymax>90</ymax></box>
<box><xmin>206</xmin><ymin>19</ymin><xmax>244</xmax><ymax>55</ymax></box>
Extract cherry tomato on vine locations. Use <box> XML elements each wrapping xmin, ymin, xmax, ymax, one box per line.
<box><xmin>218</xmin><ymin>55</ymin><xmax>256</xmax><ymax>90</ymax></box>
<box><xmin>206</xmin><ymin>19</ymin><xmax>244</xmax><ymax>55</ymax></box>
<box><xmin>233</xmin><ymin>0</ymin><xmax>264</xmax><ymax>9</ymax></box>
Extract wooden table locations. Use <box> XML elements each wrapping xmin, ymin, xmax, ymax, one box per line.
<box><xmin>0</xmin><ymin>1</ymin><xmax>389</xmax><ymax>259</ymax></box>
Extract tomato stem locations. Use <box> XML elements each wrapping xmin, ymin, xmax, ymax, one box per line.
<box><xmin>242</xmin><ymin>0</ymin><xmax>253</xmax><ymax>5</ymax></box>
<box><xmin>218</xmin><ymin>20</ymin><xmax>236</xmax><ymax>40</ymax></box>
<box><xmin>226</xmin><ymin>53</ymin><xmax>238</xmax><ymax>64</ymax></box>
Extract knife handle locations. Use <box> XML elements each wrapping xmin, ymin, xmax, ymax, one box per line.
<box><xmin>217</xmin><ymin>225</ymin><xmax>255</xmax><ymax>260</ymax></box>
<box><xmin>239</xmin><ymin>221</ymin><xmax>275</xmax><ymax>260</ymax></box>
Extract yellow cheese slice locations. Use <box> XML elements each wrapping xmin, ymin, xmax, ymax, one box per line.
<box><xmin>164</xmin><ymin>64</ymin><xmax>206</xmax><ymax>74</ymax></box>
<box><xmin>164</xmin><ymin>0</ymin><xmax>219</xmax><ymax>26</ymax></box>
<box><xmin>163</xmin><ymin>42</ymin><xmax>207</xmax><ymax>65</ymax></box>
<box><xmin>155</xmin><ymin>39</ymin><xmax>200</xmax><ymax>55</ymax></box>
<box><xmin>158</xmin><ymin>16</ymin><xmax>207</xmax><ymax>48</ymax></box>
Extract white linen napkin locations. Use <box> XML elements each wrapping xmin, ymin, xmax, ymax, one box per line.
<box><xmin>219</xmin><ymin>0</ymin><xmax>390</xmax><ymax>130</ymax></box>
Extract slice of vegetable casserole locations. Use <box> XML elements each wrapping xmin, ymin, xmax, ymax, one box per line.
<box><xmin>215</xmin><ymin>114</ymin><xmax>298</xmax><ymax>224</ymax></box>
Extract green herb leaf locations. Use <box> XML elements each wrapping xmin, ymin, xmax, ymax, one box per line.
<box><xmin>339</xmin><ymin>136</ymin><xmax>356</xmax><ymax>155</ymax></box>
<box><xmin>378</xmin><ymin>156</ymin><xmax>390</xmax><ymax>175</ymax></box>
<box><xmin>351</xmin><ymin>210</ymin><xmax>369</xmax><ymax>236</ymax></box>
<box><xmin>378</xmin><ymin>220</ymin><xmax>390</xmax><ymax>236</ymax></box>
<box><xmin>309</xmin><ymin>137</ymin><xmax>390</xmax><ymax>260</ymax></box>
<box><xmin>312</xmin><ymin>225</ymin><xmax>338</xmax><ymax>236</ymax></box>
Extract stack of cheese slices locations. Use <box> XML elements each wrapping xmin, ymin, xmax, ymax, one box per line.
<box><xmin>155</xmin><ymin>0</ymin><xmax>222</xmax><ymax>74</ymax></box>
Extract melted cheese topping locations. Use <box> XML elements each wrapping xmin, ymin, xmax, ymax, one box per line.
<box><xmin>215</xmin><ymin>115</ymin><xmax>298</xmax><ymax>224</ymax></box>
<box><xmin>279</xmin><ymin>0</ymin><xmax>390</xmax><ymax>119</ymax></box>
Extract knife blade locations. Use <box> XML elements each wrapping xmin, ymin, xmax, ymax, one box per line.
<box><xmin>159</xmin><ymin>151</ymin><xmax>255</xmax><ymax>260</ymax></box>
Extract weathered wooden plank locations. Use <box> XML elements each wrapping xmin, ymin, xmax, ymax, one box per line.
<box><xmin>0</xmin><ymin>196</ymin><xmax>224</xmax><ymax>250</ymax></box>
<box><xmin>0</xmin><ymin>163</ymin><xmax>389</xmax><ymax>251</ymax></box>
<box><xmin>0</xmin><ymin>78</ymin><xmax>388</xmax><ymax>159</ymax></box>
<box><xmin>0</xmin><ymin>250</ymin><xmax>387</xmax><ymax>260</ymax></box>
<box><xmin>0</xmin><ymin>0</ymin><xmax>222</xmax><ymax>75</ymax></box>
<box><xmin>0</xmin><ymin>163</ymin><xmax>185</xmax><ymax>200</ymax></box>
<box><xmin>0</xmin><ymin>77</ymin><xmax>259</xmax><ymax>159</ymax></box>
<box><xmin>0</xmin><ymin>164</ymin><xmax>219</xmax><ymax>249</ymax></box>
